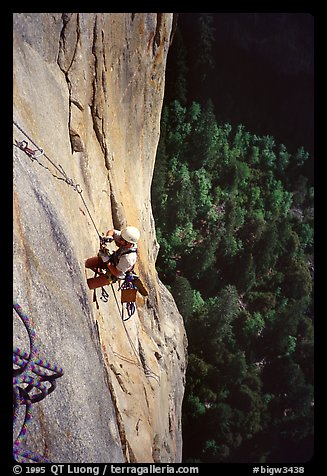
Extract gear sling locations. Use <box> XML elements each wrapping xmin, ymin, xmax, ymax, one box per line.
<box><xmin>86</xmin><ymin>247</ymin><xmax>137</xmax><ymax>291</ymax></box>
<box><xmin>86</xmin><ymin>245</ymin><xmax>148</xmax><ymax>313</ymax></box>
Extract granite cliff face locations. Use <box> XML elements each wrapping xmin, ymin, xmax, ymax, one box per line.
<box><xmin>13</xmin><ymin>13</ymin><xmax>187</xmax><ymax>463</ymax></box>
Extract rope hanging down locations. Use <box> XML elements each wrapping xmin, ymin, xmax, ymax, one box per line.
<box><xmin>13</xmin><ymin>119</ymin><xmax>102</xmax><ymax>241</ymax></box>
<box><xmin>110</xmin><ymin>284</ymin><xmax>160</xmax><ymax>384</ymax></box>
<box><xmin>13</xmin><ymin>302</ymin><xmax>64</xmax><ymax>463</ymax></box>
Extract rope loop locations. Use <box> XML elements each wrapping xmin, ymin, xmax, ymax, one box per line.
<box><xmin>100</xmin><ymin>287</ymin><xmax>109</xmax><ymax>302</ymax></box>
<box><xmin>13</xmin><ymin>302</ymin><xmax>64</xmax><ymax>463</ymax></box>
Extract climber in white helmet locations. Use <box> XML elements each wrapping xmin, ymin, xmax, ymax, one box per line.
<box><xmin>105</xmin><ymin>225</ymin><xmax>140</xmax><ymax>277</ymax></box>
<box><xmin>85</xmin><ymin>226</ymin><xmax>140</xmax><ymax>289</ymax></box>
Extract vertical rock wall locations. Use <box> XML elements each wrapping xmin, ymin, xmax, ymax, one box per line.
<box><xmin>13</xmin><ymin>13</ymin><xmax>187</xmax><ymax>463</ymax></box>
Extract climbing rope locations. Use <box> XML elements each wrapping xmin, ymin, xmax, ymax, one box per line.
<box><xmin>13</xmin><ymin>302</ymin><xmax>64</xmax><ymax>463</ymax></box>
<box><xmin>110</xmin><ymin>284</ymin><xmax>160</xmax><ymax>384</ymax></box>
<box><xmin>13</xmin><ymin>119</ymin><xmax>102</xmax><ymax>241</ymax></box>
<box><xmin>13</xmin><ymin>120</ymin><xmax>159</xmax><ymax>384</ymax></box>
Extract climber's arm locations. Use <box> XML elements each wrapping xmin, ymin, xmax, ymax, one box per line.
<box><xmin>107</xmin><ymin>262</ymin><xmax>124</xmax><ymax>279</ymax></box>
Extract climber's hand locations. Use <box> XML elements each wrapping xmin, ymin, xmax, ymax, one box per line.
<box><xmin>98</xmin><ymin>250</ymin><xmax>110</xmax><ymax>263</ymax></box>
<box><xmin>101</xmin><ymin>236</ymin><xmax>113</xmax><ymax>244</ymax></box>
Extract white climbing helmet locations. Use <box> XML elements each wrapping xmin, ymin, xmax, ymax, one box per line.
<box><xmin>121</xmin><ymin>226</ymin><xmax>140</xmax><ymax>244</ymax></box>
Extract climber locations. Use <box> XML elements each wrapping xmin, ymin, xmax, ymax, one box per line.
<box><xmin>85</xmin><ymin>226</ymin><xmax>140</xmax><ymax>290</ymax></box>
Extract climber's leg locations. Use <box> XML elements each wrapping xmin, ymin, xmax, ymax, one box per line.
<box><xmin>87</xmin><ymin>274</ymin><xmax>111</xmax><ymax>289</ymax></box>
<box><xmin>85</xmin><ymin>256</ymin><xmax>106</xmax><ymax>271</ymax></box>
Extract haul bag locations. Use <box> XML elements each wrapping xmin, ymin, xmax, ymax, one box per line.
<box><xmin>121</xmin><ymin>288</ymin><xmax>137</xmax><ymax>303</ymax></box>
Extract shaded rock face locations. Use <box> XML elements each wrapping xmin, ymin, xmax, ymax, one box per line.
<box><xmin>13</xmin><ymin>13</ymin><xmax>187</xmax><ymax>463</ymax></box>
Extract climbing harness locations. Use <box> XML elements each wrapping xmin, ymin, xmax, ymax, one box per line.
<box><xmin>13</xmin><ymin>302</ymin><xmax>64</xmax><ymax>463</ymax></box>
<box><xmin>91</xmin><ymin>237</ymin><xmax>140</xmax><ymax>317</ymax></box>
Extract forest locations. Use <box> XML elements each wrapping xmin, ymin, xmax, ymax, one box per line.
<box><xmin>151</xmin><ymin>14</ymin><xmax>314</xmax><ymax>463</ymax></box>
